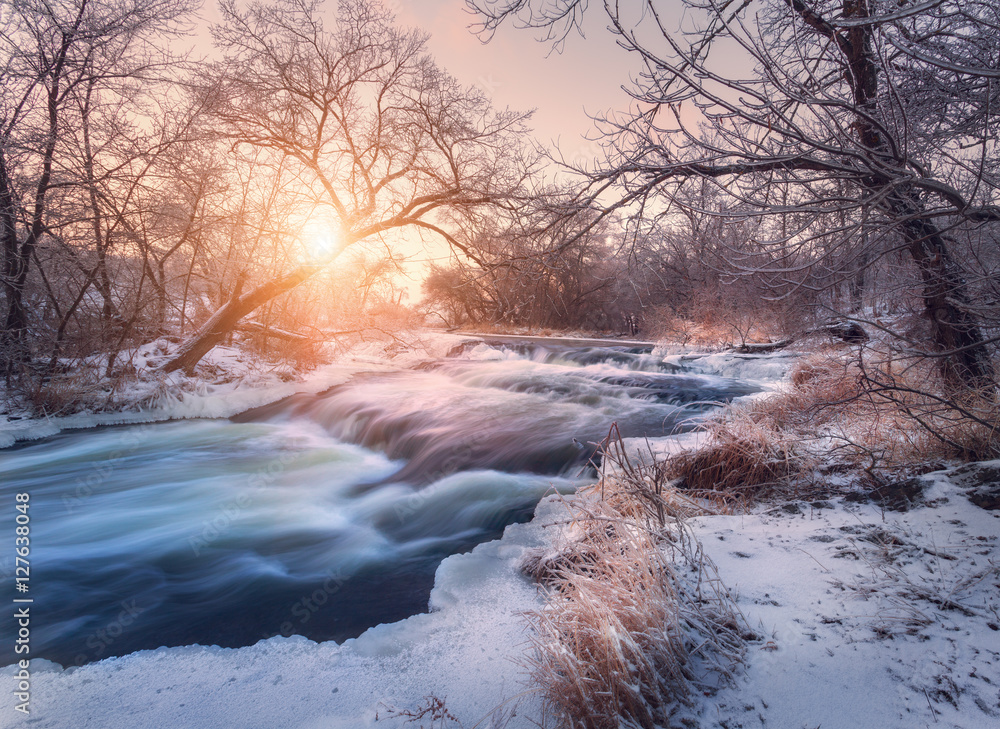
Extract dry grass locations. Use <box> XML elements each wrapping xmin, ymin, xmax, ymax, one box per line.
<box><xmin>520</xmin><ymin>342</ymin><xmax>996</xmax><ymax>727</ymax></box>
<box><xmin>596</xmin><ymin>425</ymin><xmax>725</xmax><ymax>522</ymax></box>
<box><xmin>524</xmin><ymin>511</ymin><xmax>689</xmax><ymax>729</ymax></box>
<box><xmin>668</xmin><ymin>347</ymin><xmax>999</xmax><ymax>500</ymax></box>
<box><xmin>12</xmin><ymin>360</ymin><xmax>138</xmax><ymax>417</ymax></box>
<box><xmin>377</xmin><ymin>695</ymin><xmax>462</xmax><ymax>728</ymax></box>
<box><xmin>521</xmin><ymin>429</ymin><xmax>750</xmax><ymax>729</ymax></box>
<box><xmin>853</xmin><ymin>351</ymin><xmax>1000</xmax><ymax>463</ymax></box>
<box><xmin>664</xmin><ymin>409</ymin><xmax>805</xmax><ymax>506</ymax></box>
<box><xmin>788</xmin><ymin>353</ymin><xmax>866</xmax><ymax>404</ymax></box>
<box><xmin>795</xmin><ymin>348</ymin><xmax>1000</xmax><ymax>468</ymax></box>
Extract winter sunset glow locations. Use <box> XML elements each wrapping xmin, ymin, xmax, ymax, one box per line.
<box><xmin>2</xmin><ymin>2</ymin><xmax>999</xmax><ymax>728</ymax></box>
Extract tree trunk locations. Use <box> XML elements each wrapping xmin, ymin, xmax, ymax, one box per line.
<box><xmin>901</xmin><ymin>212</ymin><xmax>993</xmax><ymax>391</ymax></box>
<box><xmin>838</xmin><ymin>0</ymin><xmax>993</xmax><ymax>392</ymax></box>
<box><xmin>848</xmin><ymin>245</ymin><xmax>868</xmax><ymax>313</ymax></box>
<box><xmin>1</xmin><ymin>150</ymin><xmax>30</xmax><ymax>361</ymax></box>
<box><xmin>0</xmin><ymin>148</ymin><xmax>24</xmax><ymax>369</ymax></box>
<box><xmin>156</xmin><ymin>259</ymin><xmax>168</xmax><ymax>330</ymax></box>
<box><xmin>3</xmin><ymin>242</ymin><xmax>32</xmax><ymax>358</ymax></box>
<box><xmin>159</xmin><ymin>263</ymin><xmax>324</xmax><ymax>374</ymax></box>
<box><xmin>81</xmin><ymin>80</ymin><xmax>120</xmax><ymax>328</ymax></box>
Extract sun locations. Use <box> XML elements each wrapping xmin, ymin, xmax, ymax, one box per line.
<box><xmin>309</xmin><ymin>230</ymin><xmax>339</xmax><ymax>259</ymax></box>
<box><xmin>300</xmin><ymin>220</ymin><xmax>342</xmax><ymax>262</ymax></box>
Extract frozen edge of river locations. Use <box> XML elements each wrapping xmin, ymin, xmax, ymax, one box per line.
<box><xmin>4</xmin><ymin>460</ymin><xmax>1000</xmax><ymax>729</ymax></box>
<box><xmin>0</xmin><ymin>493</ymin><xmax>578</xmax><ymax>729</ymax></box>
<box><xmin>0</xmin><ymin>334</ymin><xmax>869</xmax><ymax>729</ymax></box>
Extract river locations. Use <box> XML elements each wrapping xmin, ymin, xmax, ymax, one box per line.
<box><xmin>0</xmin><ymin>339</ymin><xmax>762</xmax><ymax>667</ymax></box>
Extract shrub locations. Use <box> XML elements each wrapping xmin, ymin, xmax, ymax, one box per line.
<box><xmin>521</xmin><ymin>429</ymin><xmax>750</xmax><ymax>729</ymax></box>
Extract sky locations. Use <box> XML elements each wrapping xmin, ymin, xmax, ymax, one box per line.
<box><xmin>197</xmin><ymin>1</ymin><xmax>642</xmax><ymax>162</ymax></box>
<box><xmin>389</xmin><ymin>0</ymin><xmax>640</xmax><ymax>164</ymax></box>
<box><xmin>193</xmin><ymin>0</ymin><xmax>647</xmax><ymax>298</ymax></box>
<box><xmin>389</xmin><ymin>1</ymin><xmax>648</xmax><ymax>293</ymax></box>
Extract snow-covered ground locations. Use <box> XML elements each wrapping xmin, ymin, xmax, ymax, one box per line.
<box><xmin>674</xmin><ymin>466</ymin><xmax>1000</xmax><ymax>729</ymax></box>
<box><xmin>3</xmin><ymin>333</ymin><xmax>998</xmax><ymax>728</ymax></box>
<box><xmin>4</xmin><ymin>461</ymin><xmax>997</xmax><ymax>728</ymax></box>
<box><xmin>0</xmin><ymin>331</ymin><xmax>465</xmax><ymax>448</ymax></box>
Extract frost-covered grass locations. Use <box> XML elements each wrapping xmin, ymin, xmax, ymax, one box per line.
<box><xmin>519</xmin><ymin>438</ymin><xmax>750</xmax><ymax>729</ymax></box>
<box><xmin>662</xmin><ymin>342</ymin><xmax>1000</xmax><ymax>509</ymax></box>
<box><xmin>513</xmin><ymin>337</ymin><xmax>1000</xmax><ymax>729</ymax></box>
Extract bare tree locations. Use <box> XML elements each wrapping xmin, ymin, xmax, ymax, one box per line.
<box><xmin>422</xmin><ymin>188</ymin><xmax>628</xmax><ymax>330</ymax></box>
<box><xmin>160</xmin><ymin>0</ymin><xmax>535</xmax><ymax>373</ymax></box>
<box><xmin>470</xmin><ymin>0</ymin><xmax>1000</xmax><ymax>391</ymax></box>
<box><xmin>0</xmin><ymin>0</ymin><xmax>196</xmax><ymax>375</ymax></box>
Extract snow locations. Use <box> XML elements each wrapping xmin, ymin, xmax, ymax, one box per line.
<box><xmin>671</xmin><ymin>469</ymin><xmax>1000</xmax><ymax>728</ymax></box>
<box><xmin>0</xmin><ymin>331</ymin><xmax>473</xmax><ymax>449</ymax></box>
<box><xmin>3</xmin><ymin>335</ymin><xmax>998</xmax><ymax>728</ymax></box>
<box><xmin>5</xmin><ymin>463</ymin><xmax>998</xmax><ymax>728</ymax></box>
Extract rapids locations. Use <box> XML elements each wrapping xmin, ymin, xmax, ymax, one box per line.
<box><xmin>0</xmin><ymin>340</ymin><xmax>760</xmax><ymax>667</ymax></box>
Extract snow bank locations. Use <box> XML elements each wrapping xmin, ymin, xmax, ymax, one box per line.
<box><xmin>0</xmin><ymin>496</ymin><xmax>576</xmax><ymax>728</ymax></box>
<box><xmin>0</xmin><ymin>361</ymin><xmax>365</xmax><ymax>449</ymax></box>
<box><xmin>671</xmin><ymin>468</ymin><xmax>1000</xmax><ymax>729</ymax></box>
<box><xmin>0</xmin><ymin>331</ymin><xmax>478</xmax><ymax>449</ymax></box>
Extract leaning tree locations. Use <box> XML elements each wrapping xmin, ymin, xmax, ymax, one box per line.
<box><xmin>161</xmin><ymin>0</ymin><xmax>536</xmax><ymax>373</ymax></box>
<box><xmin>470</xmin><ymin>0</ymin><xmax>1000</xmax><ymax>391</ymax></box>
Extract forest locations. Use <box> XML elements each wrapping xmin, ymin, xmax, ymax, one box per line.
<box><xmin>1</xmin><ymin>0</ymin><xmax>997</xmax><ymax>408</ymax></box>
<box><xmin>2</xmin><ymin>1</ymin><xmax>1000</xmax><ymax>728</ymax></box>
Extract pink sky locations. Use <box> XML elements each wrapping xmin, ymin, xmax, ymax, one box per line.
<box><xmin>390</xmin><ymin>1</ymin><xmax>639</xmax><ymax>162</ymax></box>
<box><xmin>195</xmin><ymin>1</ymin><xmax>642</xmax><ymax>163</ymax></box>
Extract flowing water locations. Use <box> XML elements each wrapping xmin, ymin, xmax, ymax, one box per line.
<box><xmin>0</xmin><ymin>340</ymin><xmax>761</xmax><ymax>667</ymax></box>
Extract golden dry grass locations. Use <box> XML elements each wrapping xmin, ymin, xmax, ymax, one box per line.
<box><xmin>664</xmin><ymin>409</ymin><xmax>804</xmax><ymax>505</ymax></box>
<box><xmin>521</xmin><ymin>430</ymin><xmax>750</xmax><ymax>729</ymax></box>
<box><xmin>669</xmin><ymin>346</ymin><xmax>998</xmax><ymax>498</ymax></box>
<box><xmin>784</xmin><ymin>349</ymin><xmax>999</xmax><ymax>467</ymax></box>
<box><xmin>523</xmin><ymin>510</ymin><xmax>689</xmax><ymax>729</ymax></box>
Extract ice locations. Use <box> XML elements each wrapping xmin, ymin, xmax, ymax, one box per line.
<box><xmin>0</xmin><ymin>495</ymin><xmax>569</xmax><ymax>729</ymax></box>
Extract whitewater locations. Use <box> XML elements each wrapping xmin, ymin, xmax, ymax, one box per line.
<box><xmin>0</xmin><ymin>333</ymin><xmax>788</xmax><ymax>728</ymax></box>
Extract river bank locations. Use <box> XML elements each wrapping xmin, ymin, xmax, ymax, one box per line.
<box><xmin>1</xmin><ymin>331</ymin><xmax>998</xmax><ymax>728</ymax></box>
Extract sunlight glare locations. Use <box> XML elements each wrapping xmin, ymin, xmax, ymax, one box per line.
<box><xmin>301</xmin><ymin>222</ymin><xmax>342</xmax><ymax>262</ymax></box>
